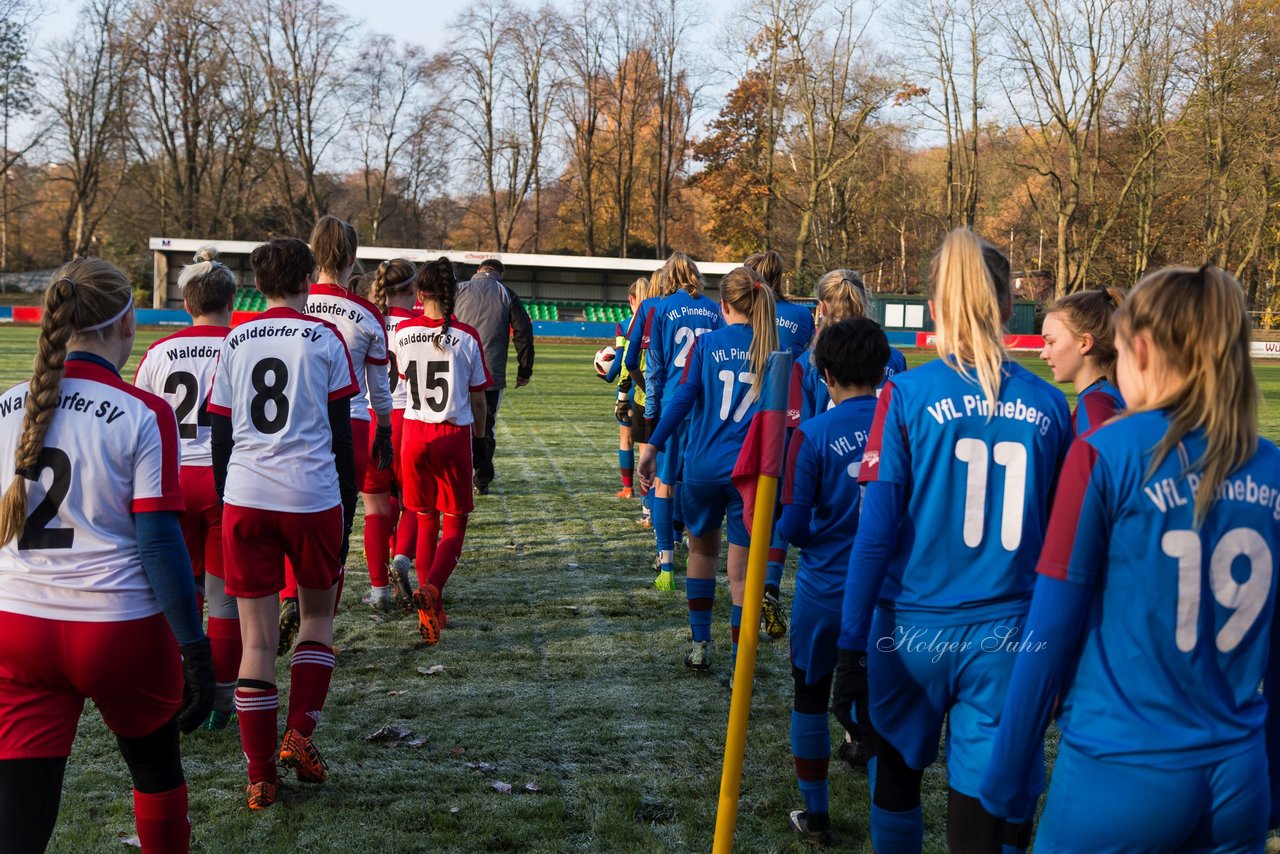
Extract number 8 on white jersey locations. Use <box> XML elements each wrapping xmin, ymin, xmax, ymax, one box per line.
<box><xmin>208</xmin><ymin>307</ymin><xmax>358</xmax><ymax>513</ymax></box>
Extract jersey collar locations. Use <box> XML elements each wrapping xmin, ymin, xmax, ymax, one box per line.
<box><xmin>389</xmin><ymin>306</ymin><xmax>419</xmax><ymax>319</ymax></box>
<box><xmin>65</xmin><ymin>351</ymin><xmax>120</xmax><ymax>378</ymax></box>
<box><xmin>65</xmin><ymin>350</ymin><xmax>120</xmax><ymax>373</ymax></box>
<box><xmin>257</xmin><ymin>306</ymin><xmax>310</xmax><ymax>321</ymax></box>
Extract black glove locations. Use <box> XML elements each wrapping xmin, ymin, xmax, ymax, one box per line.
<box><xmin>615</xmin><ymin>392</ymin><xmax>632</xmax><ymax>426</ymax></box>
<box><xmin>831</xmin><ymin>648</ymin><xmax>868</xmax><ymax>739</ymax></box>
<box><xmin>372</xmin><ymin>424</ymin><xmax>394</xmax><ymax>471</ymax></box>
<box><xmin>176</xmin><ymin>638</ymin><xmax>216</xmax><ymax>734</ymax></box>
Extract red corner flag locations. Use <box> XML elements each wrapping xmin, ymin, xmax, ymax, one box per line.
<box><xmin>732</xmin><ymin>351</ymin><xmax>794</xmax><ymax>536</ymax></box>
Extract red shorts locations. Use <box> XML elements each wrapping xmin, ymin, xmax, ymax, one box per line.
<box><xmin>222</xmin><ymin>504</ymin><xmax>343</xmax><ymax>598</ymax></box>
<box><xmin>400</xmin><ymin>420</ymin><xmax>474</xmax><ymax>515</ymax></box>
<box><xmin>0</xmin><ymin>611</ymin><xmax>182</xmax><ymax>759</ymax></box>
<box><xmin>361</xmin><ymin>409</ymin><xmax>405</xmax><ymax>495</ymax></box>
<box><xmin>352</xmin><ymin>418</ymin><xmax>370</xmax><ymax>494</ymax></box>
<box><xmin>180</xmin><ymin>465</ymin><xmax>222</xmax><ymax>578</ymax></box>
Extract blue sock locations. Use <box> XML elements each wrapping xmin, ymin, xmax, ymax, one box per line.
<box><xmin>686</xmin><ymin>578</ymin><xmax>715</xmax><ymax>642</ymax></box>
<box><xmin>619</xmin><ymin>448</ymin><xmax>634</xmax><ymax>487</ymax></box>
<box><xmin>643</xmin><ymin>490</ymin><xmax>652</xmax><ymax>510</ymax></box>
<box><xmin>765</xmin><ymin>561</ymin><xmax>784</xmax><ymax>594</ymax></box>
<box><xmin>730</xmin><ymin>604</ymin><xmax>742</xmax><ymax>665</ymax></box>
<box><xmin>871</xmin><ymin>804</ymin><xmax>924</xmax><ymax>854</ymax></box>
<box><xmin>790</xmin><ymin>710</ymin><xmax>830</xmax><ymax>816</ymax></box>
<box><xmin>766</xmin><ymin>530</ymin><xmax>787</xmax><ymax>594</ymax></box>
<box><xmin>672</xmin><ymin>482</ymin><xmax>684</xmax><ymax>525</ymax></box>
<box><xmin>653</xmin><ymin>496</ymin><xmax>674</xmax><ymax>571</ymax></box>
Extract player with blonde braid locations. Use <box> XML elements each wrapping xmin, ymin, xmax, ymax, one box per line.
<box><xmin>0</xmin><ymin>259</ymin><xmax>213</xmax><ymax>850</ymax></box>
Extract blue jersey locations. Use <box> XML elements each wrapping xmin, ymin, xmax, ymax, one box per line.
<box><xmin>783</xmin><ymin>395</ymin><xmax>879</xmax><ymax>603</ymax></box>
<box><xmin>798</xmin><ymin>345</ymin><xmax>907</xmax><ymax>422</ymax></box>
<box><xmin>1039</xmin><ymin>412</ymin><xmax>1280</xmax><ymax>767</ymax></box>
<box><xmin>645</xmin><ymin>290</ymin><xmax>722</xmax><ymax>418</ymax></box>
<box><xmin>668</xmin><ymin>323</ymin><xmax>759</xmax><ymax>485</ymax></box>
<box><xmin>1073</xmin><ymin>378</ymin><xmax>1124</xmax><ymax>434</ymax></box>
<box><xmin>775</xmin><ymin>299</ymin><xmax>815</xmax><ymax>359</ymax></box>
<box><xmin>623</xmin><ymin>296</ymin><xmax>663</xmax><ymax>378</ymax></box>
<box><xmin>859</xmin><ymin>359</ymin><xmax>1072</xmax><ymax>621</ymax></box>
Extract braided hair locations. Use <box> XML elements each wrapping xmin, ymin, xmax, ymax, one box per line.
<box><xmin>370</xmin><ymin>258</ymin><xmax>417</xmax><ymax>314</ymax></box>
<box><xmin>0</xmin><ymin>259</ymin><xmax>132</xmax><ymax>546</ymax></box>
<box><xmin>414</xmin><ymin>257</ymin><xmax>458</xmax><ymax>351</ymax></box>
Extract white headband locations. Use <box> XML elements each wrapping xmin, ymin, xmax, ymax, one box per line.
<box><xmin>80</xmin><ymin>294</ymin><xmax>134</xmax><ymax>332</ymax></box>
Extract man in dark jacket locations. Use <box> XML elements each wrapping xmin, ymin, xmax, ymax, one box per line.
<box><xmin>454</xmin><ymin>259</ymin><xmax>535</xmax><ymax>494</ymax></box>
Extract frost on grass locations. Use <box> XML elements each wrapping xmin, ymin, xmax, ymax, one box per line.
<box><xmin>25</xmin><ymin>338</ymin><xmax>1106</xmax><ymax>852</ymax></box>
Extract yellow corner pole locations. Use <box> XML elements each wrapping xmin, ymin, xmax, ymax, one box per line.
<box><xmin>712</xmin><ymin>471</ymin><xmax>780</xmax><ymax>854</ymax></box>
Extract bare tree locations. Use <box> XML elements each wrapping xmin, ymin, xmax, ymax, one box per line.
<box><xmin>600</xmin><ymin>5</ymin><xmax>655</xmax><ymax>257</ymax></box>
<box><xmin>646</xmin><ymin>0</ymin><xmax>697</xmax><ymax>257</ymax></box>
<box><xmin>892</xmin><ymin>0</ymin><xmax>993</xmax><ymax>227</ymax></box>
<box><xmin>559</xmin><ymin>0</ymin><xmax>609</xmax><ymax>254</ymax></box>
<box><xmin>746</xmin><ymin>0</ymin><xmax>791</xmax><ymax>246</ymax></box>
<box><xmin>781</xmin><ymin>0</ymin><xmax>891</xmax><ymax>274</ymax></box>
<box><xmin>131</xmin><ymin>0</ymin><xmax>250</xmax><ymax>234</ymax></box>
<box><xmin>248</xmin><ymin>0</ymin><xmax>354</xmax><ymax>230</ymax></box>
<box><xmin>351</xmin><ymin>35</ymin><xmax>428</xmax><ymax>243</ymax></box>
<box><xmin>506</xmin><ymin>2</ymin><xmax>565</xmax><ymax>252</ymax></box>
<box><xmin>46</xmin><ymin>0</ymin><xmax>135</xmax><ymax>258</ymax></box>
<box><xmin>0</xmin><ymin>14</ymin><xmax>37</xmax><ymax>268</ymax></box>
<box><xmin>1004</xmin><ymin>0</ymin><xmax>1156</xmax><ymax>295</ymax></box>
<box><xmin>447</xmin><ymin>0</ymin><xmax>544</xmax><ymax>252</ymax></box>
<box><xmin>1120</xmin><ymin>0</ymin><xmax>1181</xmax><ymax>281</ymax></box>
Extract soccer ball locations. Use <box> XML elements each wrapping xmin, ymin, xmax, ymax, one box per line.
<box><xmin>593</xmin><ymin>346</ymin><xmax>617</xmax><ymax>376</ymax></box>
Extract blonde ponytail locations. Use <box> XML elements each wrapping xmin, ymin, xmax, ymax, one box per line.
<box><xmin>815</xmin><ymin>269</ymin><xmax>868</xmax><ymax>326</ymax></box>
<box><xmin>930</xmin><ymin>229</ymin><xmax>1008</xmax><ymax>414</ymax></box>
<box><xmin>720</xmin><ymin>266</ymin><xmax>777</xmax><ymax>396</ymax></box>
<box><xmin>1119</xmin><ymin>264</ymin><xmax>1256</xmax><ymax>525</ymax></box>
<box><xmin>663</xmin><ymin>251</ymin><xmax>703</xmax><ymax>297</ymax></box>
<box><xmin>0</xmin><ymin>259</ymin><xmax>132</xmax><ymax>547</ymax></box>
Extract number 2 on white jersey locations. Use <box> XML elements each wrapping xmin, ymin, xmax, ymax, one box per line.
<box><xmin>1162</xmin><ymin>528</ymin><xmax>1272</xmax><ymax>653</ymax></box>
<box><xmin>717</xmin><ymin>370</ymin><xmax>757</xmax><ymax>423</ymax></box>
<box><xmin>954</xmin><ymin>438</ymin><xmax>1028</xmax><ymax>551</ymax></box>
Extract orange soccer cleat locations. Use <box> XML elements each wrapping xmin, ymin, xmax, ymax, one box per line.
<box><xmin>413</xmin><ymin>585</ymin><xmax>443</xmax><ymax>645</ymax></box>
<box><xmin>246</xmin><ymin>780</ymin><xmax>278</xmax><ymax>810</ymax></box>
<box><xmin>279</xmin><ymin>729</ymin><xmax>328</xmax><ymax>784</ymax></box>
<box><xmin>616</xmin><ymin>487</ymin><xmax>634</xmax><ymax>499</ymax></box>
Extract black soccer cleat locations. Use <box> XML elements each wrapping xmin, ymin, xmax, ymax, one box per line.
<box><xmin>788</xmin><ymin>810</ymin><xmax>834</xmax><ymax>847</ymax></box>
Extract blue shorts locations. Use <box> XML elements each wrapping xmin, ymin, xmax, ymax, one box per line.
<box><xmin>658</xmin><ymin>424</ymin><xmax>685</xmax><ymax>484</ymax></box>
<box><xmin>867</xmin><ymin>608</ymin><xmax>1040</xmax><ymax>804</ymax></box>
<box><xmin>680</xmin><ymin>481</ymin><xmax>748</xmax><ymax>547</ymax></box>
<box><xmin>1036</xmin><ymin>735</ymin><xmax>1267</xmax><ymax>853</ymax></box>
<box><xmin>789</xmin><ymin>586</ymin><xmax>840</xmax><ymax>684</ymax></box>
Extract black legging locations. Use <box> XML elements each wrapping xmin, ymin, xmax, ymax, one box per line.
<box><xmin>0</xmin><ymin>718</ymin><xmax>184</xmax><ymax>853</ymax></box>
<box><xmin>472</xmin><ymin>388</ymin><xmax>502</xmax><ymax>486</ymax></box>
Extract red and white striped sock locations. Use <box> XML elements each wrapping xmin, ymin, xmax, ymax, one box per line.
<box><xmin>234</xmin><ymin>685</ymin><xmax>279</xmax><ymax>784</ymax></box>
<box><xmin>286</xmin><ymin>641</ymin><xmax>335</xmax><ymax>737</ymax></box>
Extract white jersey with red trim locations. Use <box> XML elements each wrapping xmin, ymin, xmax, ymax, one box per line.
<box><xmin>304</xmin><ymin>283</ymin><xmax>392</xmax><ymax>421</ymax></box>
<box><xmin>385</xmin><ymin>306</ymin><xmax>422</xmax><ymax>412</ymax></box>
<box><xmin>391</xmin><ymin>316</ymin><xmax>492</xmax><ymax>427</ymax></box>
<box><xmin>0</xmin><ymin>357</ymin><xmax>184</xmax><ymax>622</ymax></box>
<box><xmin>208</xmin><ymin>307</ymin><xmax>359</xmax><ymax>513</ymax></box>
<box><xmin>133</xmin><ymin>325</ymin><xmax>230</xmax><ymax>467</ymax></box>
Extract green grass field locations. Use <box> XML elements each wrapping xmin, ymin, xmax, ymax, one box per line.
<box><xmin>4</xmin><ymin>327</ymin><xmax>1279</xmax><ymax>853</ymax></box>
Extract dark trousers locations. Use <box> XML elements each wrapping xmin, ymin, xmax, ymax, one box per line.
<box><xmin>473</xmin><ymin>388</ymin><xmax>503</xmax><ymax>486</ymax></box>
